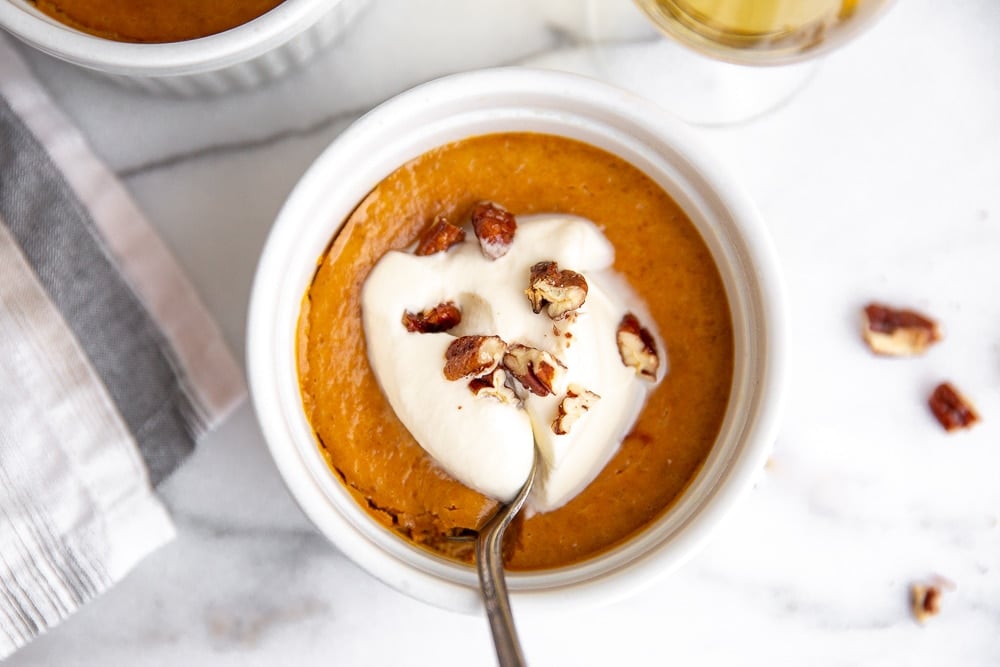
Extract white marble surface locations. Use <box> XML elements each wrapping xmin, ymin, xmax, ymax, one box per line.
<box><xmin>7</xmin><ymin>0</ymin><xmax>1000</xmax><ymax>664</ymax></box>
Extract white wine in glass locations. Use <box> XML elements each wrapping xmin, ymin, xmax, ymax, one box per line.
<box><xmin>633</xmin><ymin>0</ymin><xmax>889</xmax><ymax>65</ymax></box>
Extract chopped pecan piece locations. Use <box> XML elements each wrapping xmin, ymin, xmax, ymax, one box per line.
<box><xmin>414</xmin><ymin>216</ymin><xmax>466</xmax><ymax>256</ymax></box>
<box><xmin>401</xmin><ymin>301</ymin><xmax>461</xmax><ymax>333</ymax></box>
<box><xmin>862</xmin><ymin>303</ymin><xmax>941</xmax><ymax>356</ymax></box>
<box><xmin>552</xmin><ymin>384</ymin><xmax>601</xmax><ymax>435</ymax></box>
<box><xmin>443</xmin><ymin>335</ymin><xmax>507</xmax><ymax>381</ymax></box>
<box><xmin>525</xmin><ymin>261</ymin><xmax>588</xmax><ymax>319</ymax></box>
<box><xmin>502</xmin><ymin>343</ymin><xmax>565</xmax><ymax>396</ymax></box>
<box><xmin>468</xmin><ymin>368</ymin><xmax>519</xmax><ymax>405</ymax></box>
<box><xmin>471</xmin><ymin>201</ymin><xmax>517</xmax><ymax>260</ymax></box>
<box><xmin>616</xmin><ymin>313</ymin><xmax>659</xmax><ymax>380</ymax></box>
<box><xmin>911</xmin><ymin>584</ymin><xmax>943</xmax><ymax>624</ymax></box>
<box><xmin>928</xmin><ymin>382</ymin><xmax>980</xmax><ymax>432</ymax></box>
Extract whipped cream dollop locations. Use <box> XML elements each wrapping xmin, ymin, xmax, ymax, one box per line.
<box><xmin>361</xmin><ymin>213</ymin><xmax>665</xmax><ymax>513</ymax></box>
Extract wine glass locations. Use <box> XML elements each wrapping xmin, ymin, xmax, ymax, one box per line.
<box><xmin>530</xmin><ymin>0</ymin><xmax>894</xmax><ymax>125</ymax></box>
<box><xmin>632</xmin><ymin>0</ymin><xmax>893</xmax><ymax>65</ymax></box>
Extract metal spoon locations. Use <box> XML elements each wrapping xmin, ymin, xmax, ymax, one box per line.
<box><xmin>476</xmin><ymin>445</ymin><xmax>539</xmax><ymax>667</ymax></box>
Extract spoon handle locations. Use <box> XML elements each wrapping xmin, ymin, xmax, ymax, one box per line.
<box><xmin>476</xmin><ymin>515</ymin><xmax>527</xmax><ymax>667</ymax></box>
<box><xmin>475</xmin><ymin>448</ymin><xmax>538</xmax><ymax>667</ymax></box>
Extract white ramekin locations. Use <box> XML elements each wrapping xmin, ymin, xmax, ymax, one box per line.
<box><xmin>0</xmin><ymin>0</ymin><xmax>369</xmax><ymax>95</ymax></box>
<box><xmin>247</xmin><ymin>68</ymin><xmax>788</xmax><ymax>614</ymax></box>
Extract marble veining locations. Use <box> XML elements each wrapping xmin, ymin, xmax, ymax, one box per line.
<box><xmin>116</xmin><ymin>108</ymin><xmax>365</xmax><ymax>180</ymax></box>
<box><xmin>110</xmin><ymin>22</ymin><xmax>613</xmax><ymax>181</ymax></box>
<box><xmin>5</xmin><ymin>0</ymin><xmax>1000</xmax><ymax>664</ymax></box>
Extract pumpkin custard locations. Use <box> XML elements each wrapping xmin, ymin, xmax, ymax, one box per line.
<box><xmin>30</xmin><ymin>0</ymin><xmax>284</xmax><ymax>43</ymax></box>
<box><xmin>298</xmin><ymin>132</ymin><xmax>733</xmax><ymax>570</ymax></box>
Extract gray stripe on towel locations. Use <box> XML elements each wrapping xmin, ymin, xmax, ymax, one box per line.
<box><xmin>0</xmin><ymin>96</ymin><xmax>200</xmax><ymax>485</ymax></box>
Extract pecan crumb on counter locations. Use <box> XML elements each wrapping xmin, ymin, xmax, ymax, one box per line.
<box><xmin>911</xmin><ymin>584</ymin><xmax>942</xmax><ymax>624</ymax></box>
<box><xmin>928</xmin><ymin>382</ymin><xmax>980</xmax><ymax>432</ymax></box>
<box><xmin>862</xmin><ymin>303</ymin><xmax>941</xmax><ymax>356</ymax></box>
<box><xmin>910</xmin><ymin>578</ymin><xmax>955</xmax><ymax>624</ymax></box>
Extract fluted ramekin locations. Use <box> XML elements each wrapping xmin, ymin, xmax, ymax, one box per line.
<box><xmin>0</xmin><ymin>0</ymin><xmax>368</xmax><ymax>95</ymax></box>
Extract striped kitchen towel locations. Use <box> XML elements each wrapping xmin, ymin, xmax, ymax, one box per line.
<box><xmin>0</xmin><ymin>38</ymin><xmax>244</xmax><ymax>658</ymax></box>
